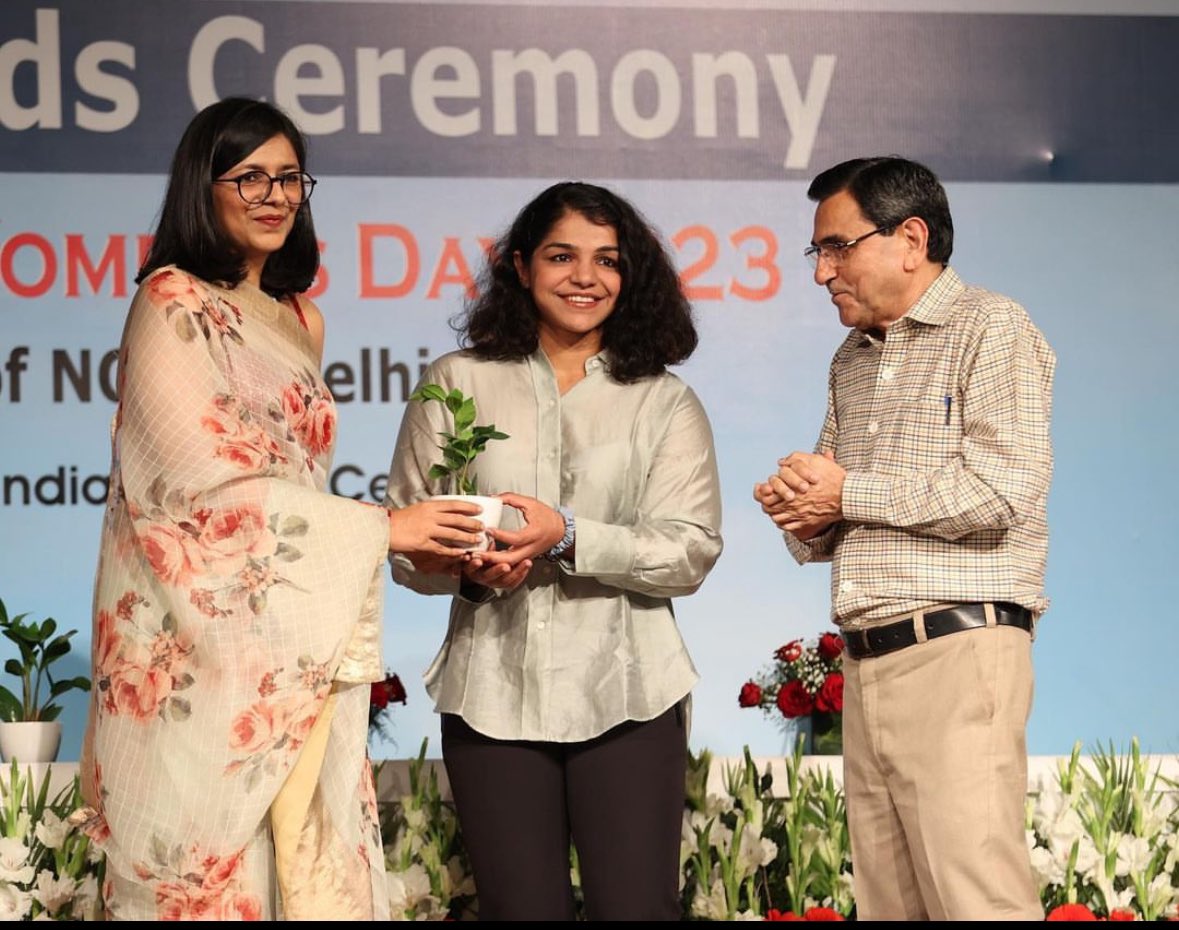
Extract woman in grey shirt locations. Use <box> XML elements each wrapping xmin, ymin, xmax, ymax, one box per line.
<box><xmin>385</xmin><ymin>182</ymin><xmax>723</xmax><ymax>920</ymax></box>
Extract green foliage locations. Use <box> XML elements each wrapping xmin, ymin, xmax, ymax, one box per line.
<box><xmin>0</xmin><ymin>598</ymin><xmax>91</xmax><ymax>723</ymax></box>
<box><xmin>410</xmin><ymin>384</ymin><xmax>509</xmax><ymax>496</ymax></box>
<box><xmin>680</xmin><ymin>742</ymin><xmax>854</xmax><ymax>920</ymax></box>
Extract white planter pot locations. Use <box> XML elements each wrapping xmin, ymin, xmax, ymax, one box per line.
<box><xmin>433</xmin><ymin>494</ymin><xmax>504</xmax><ymax>551</ymax></box>
<box><xmin>0</xmin><ymin>720</ymin><xmax>63</xmax><ymax>764</ymax></box>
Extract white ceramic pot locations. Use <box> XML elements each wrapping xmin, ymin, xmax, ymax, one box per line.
<box><xmin>433</xmin><ymin>494</ymin><xmax>504</xmax><ymax>551</ymax></box>
<box><xmin>0</xmin><ymin>720</ymin><xmax>63</xmax><ymax>764</ymax></box>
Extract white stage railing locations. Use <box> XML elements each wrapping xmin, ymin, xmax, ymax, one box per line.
<box><xmin>8</xmin><ymin>755</ymin><xmax>1179</xmax><ymax>804</ymax></box>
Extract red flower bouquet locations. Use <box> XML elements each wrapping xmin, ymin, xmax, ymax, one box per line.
<box><xmin>739</xmin><ymin>632</ymin><xmax>844</xmax><ymax>754</ymax></box>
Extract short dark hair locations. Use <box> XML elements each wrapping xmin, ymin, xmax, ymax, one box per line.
<box><xmin>456</xmin><ymin>182</ymin><xmax>698</xmax><ymax>383</ymax></box>
<box><xmin>807</xmin><ymin>156</ymin><xmax>954</xmax><ymax>264</ymax></box>
<box><xmin>137</xmin><ymin>97</ymin><xmax>319</xmax><ymax>297</ymax></box>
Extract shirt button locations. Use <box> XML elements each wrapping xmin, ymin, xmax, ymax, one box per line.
<box><xmin>879</xmin><ymin>367</ymin><xmax>894</xmax><ymax>381</ymax></box>
<box><xmin>867</xmin><ymin>421</ymin><xmax>879</xmax><ymax>435</ymax></box>
<box><xmin>840</xmin><ymin>580</ymin><xmax>856</xmax><ymax>593</ymax></box>
<box><xmin>536</xmin><ymin>621</ymin><xmax>547</xmax><ymax>630</ymax></box>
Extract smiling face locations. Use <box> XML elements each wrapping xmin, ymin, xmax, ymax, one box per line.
<box><xmin>514</xmin><ymin>210</ymin><xmax>621</xmax><ymax>357</ymax></box>
<box><xmin>212</xmin><ymin>133</ymin><xmax>302</xmax><ymax>287</ymax></box>
<box><xmin>811</xmin><ymin>189</ymin><xmax>912</xmax><ymax>339</ymax></box>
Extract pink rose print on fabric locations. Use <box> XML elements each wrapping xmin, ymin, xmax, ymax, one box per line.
<box><xmin>275</xmin><ymin>370</ymin><xmax>337</xmax><ymax>464</ymax></box>
<box><xmin>202</xmin><ymin>394</ymin><xmax>288</xmax><ymax>472</ymax></box>
<box><xmin>223</xmin><ymin>658</ymin><xmax>331</xmax><ymax>791</ymax></box>
<box><xmin>152</xmin><ymin>268</ymin><xmax>246</xmax><ymax>351</ymax></box>
<box><xmin>133</xmin><ymin>843</ymin><xmax>263</xmax><ymax>921</ymax></box>
<box><xmin>94</xmin><ymin>591</ymin><xmax>195</xmax><ymax>724</ymax></box>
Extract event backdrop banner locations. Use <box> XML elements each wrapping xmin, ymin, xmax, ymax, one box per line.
<box><xmin>2</xmin><ymin>0</ymin><xmax>1177</xmax><ymax>760</ymax></box>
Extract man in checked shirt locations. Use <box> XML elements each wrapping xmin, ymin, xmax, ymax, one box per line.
<box><xmin>754</xmin><ymin>156</ymin><xmax>1055</xmax><ymax>920</ymax></box>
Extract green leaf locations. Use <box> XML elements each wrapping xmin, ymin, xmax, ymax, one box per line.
<box><xmin>0</xmin><ymin>689</ymin><xmax>23</xmax><ymax>722</ymax></box>
<box><xmin>453</xmin><ymin>397</ymin><xmax>476</xmax><ymax>432</ymax></box>
<box><xmin>3</xmin><ymin>659</ymin><xmax>23</xmax><ymax>678</ymax></box>
<box><xmin>49</xmin><ymin>676</ymin><xmax>91</xmax><ymax>697</ymax></box>
<box><xmin>410</xmin><ymin>383</ymin><xmax>448</xmax><ymax>403</ymax></box>
<box><xmin>39</xmin><ymin>704</ymin><xmax>62</xmax><ymax>722</ymax></box>
<box><xmin>427</xmin><ymin>464</ymin><xmax>452</xmax><ymax>481</ymax></box>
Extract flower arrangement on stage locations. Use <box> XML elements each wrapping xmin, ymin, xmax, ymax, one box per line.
<box><xmin>368</xmin><ymin>670</ymin><xmax>407</xmax><ymax>742</ymax></box>
<box><xmin>680</xmin><ymin>743</ymin><xmax>854</xmax><ymax>920</ymax></box>
<box><xmin>0</xmin><ymin>762</ymin><xmax>102</xmax><ymax>920</ymax></box>
<box><xmin>1027</xmin><ymin>738</ymin><xmax>1179</xmax><ymax>921</ymax></box>
<box><xmin>3</xmin><ymin>739</ymin><xmax>1177</xmax><ymax>920</ymax></box>
<box><xmin>738</xmin><ymin>632</ymin><xmax>845</xmax><ymax>755</ymax></box>
<box><xmin>376</xmin><ymin>739</ymin><xmax>476</xmax><ymax>921</ymax></box>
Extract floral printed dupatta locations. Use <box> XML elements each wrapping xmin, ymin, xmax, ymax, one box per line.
<box><xmin>74</xmin><ymin>269</ymin><xmax>390</xmax><ymax>920</ymax></box>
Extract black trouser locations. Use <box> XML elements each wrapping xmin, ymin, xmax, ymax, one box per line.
<box><xmin>440</xmin><ymin>704</ymin><xmax>688</xmax><ymax>921</ymax></box>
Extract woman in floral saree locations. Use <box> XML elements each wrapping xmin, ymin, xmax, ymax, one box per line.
<box><xmin>73</xmin><ymin>98</ymin><xmax>483</xmax><ymax>920</ymax></box>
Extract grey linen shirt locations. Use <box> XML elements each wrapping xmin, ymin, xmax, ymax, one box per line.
<box><xmin>385</xmin><ymin>349</ymin><xmax>723</xmax><ymax>742</ymax></box>
<box><xmin>786</xmin><ymin>267</ymin><xmax>1056</xmax><ymax>628</ymax></box>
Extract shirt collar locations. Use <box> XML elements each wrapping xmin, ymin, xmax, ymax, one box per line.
<box><xmin>903</xmin><ymin>266</ymin><xmax>964</xmax><ymax>328</ymax></box>
<box><xmin>530</xmin><ymin>346</ymin><xmax>610</xmax><ymax>375</ymax></box>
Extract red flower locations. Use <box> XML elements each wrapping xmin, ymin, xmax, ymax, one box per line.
<box><xmin>1047</xmin><ymin>904</ymin><xmax>1098</xmax><ymax>921</ymax></box>
<box><xmin>775</xmin><ymin>640</ymin><xmax>803</xmax><ymax>663</ymax></box>
<box><xmin>1109</xmin><ymin>909</ymin><xmax>1137</xmax><ymax>921</ymax></box>
<box><xmin>815</xmin><ymin>672</ymin><xmax>844</xmax><ymax>713</ymax></box>
<box><xmin>739</xmin><ymin>682</ymin><xmax>763</xmax><ymax>708</ymax></box>
<box><xmin>817</xmin><ymin>632</ymin><xmax>844</xmax><ymax>661</ymax></box>
<box><xmin>765</xmin><ymin>910</ymin><xmax>804</xmax><ymax>921</ymax></box>
<box><xmin>802</xmin><ymin>907</ymin><xmax>845</xmax><ymax>920</ymax></box>
<box><xmin>371</xmin><ymin>673</ymin><xmax>407</xmax><ymax>710</ymax></box>
<box><xmin>776</xmin><ymin>680</ymin><xmax>814</xmax><ymax>718</ymax></box>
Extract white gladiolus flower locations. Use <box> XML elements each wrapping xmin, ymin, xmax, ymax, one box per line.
<box><xmin>0</xmin><ymin>883</ymin><xmax>33</xmax><ymax>921</ymax></box>
<box><xmin>690</xmin><ymin>877</ymin><xmax>730</xmax><ymax>921</ymax></box>
<box><xmin>733</xmin><ymin>824</ymin><xmax>777</xmax><ymax>880</ymax></box>
<box><xmin>1107</xmin><ymin>886</ymin><xmax>1137</xmax><ymax>912</ymax></box>
<box><xmin>1144</xmin><ymin>872</ymin><xmax>1177</xmax><ymax>915</ymax></box>
<box><xmin>0</xmin><ymin>837</ymin><xmax>35</xmax><ymax>884</ymax></box>
<box><xmin>387</xmin><ymin>863</ymin><xmax>435</xmax><ymax>920</ymax></box>
<box><xmin>1028</xmin><ymin>843</ymin><xmax>1063</xmax><ymax>888</ymax></box>
<box><xmin>74</xmin><ymin>874</ymin><xmax>100</xmax><ymax>920</ymax></box>
<box><xmin>1072</xmin><ymin>835</ymin><xmax>1101</xmax><ymax>877</ymax></box>
<box><xmin>31</xmin><ymin>870</ymin><xmax>76</xmax><ymax>915</ymax></box>
<box><xmin>33</xmin><ymin>811</ymin><xmax>70</xmax><ymax>851</ymax></box>
<box><xmin>1115</xmin><ymin>834</ymin><xmax>1152</xmax><ymax>877</ymax></box>
<box><xmin>712</xmin><ymin>822</ymin><xmax>734</xmax><ymax>857</ymax></box>
<box><xmin>1044</xmin><ymin>807</ymin><xmax>1086</xmax><ymax>853</ymax></box>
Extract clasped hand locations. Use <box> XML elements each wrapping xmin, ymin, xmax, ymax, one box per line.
<box><xmin>463</xmin><ymin>492</ymin><xmax>567</xmax><ymax>591</ymax></box>
<box><xmin>752</xmin><ymin>450</ymin><xmax>845</xmax><ymax>540</ymax></box>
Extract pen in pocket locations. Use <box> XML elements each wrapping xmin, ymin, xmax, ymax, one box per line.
<box><xmin>943</xmin><ymin>394</ymin><xmax>952</xmax><ymax>426</ymax></box>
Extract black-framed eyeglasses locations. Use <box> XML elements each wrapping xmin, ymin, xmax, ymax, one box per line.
<box><xmin>213</xmin><ymin>170</ymin><xmax>317</xmax><ymax>205</ymax></box>
<box><xmin>803</xmin><ymin>224</ymin><xmax>896</xmax><ymax>269</ymax></box>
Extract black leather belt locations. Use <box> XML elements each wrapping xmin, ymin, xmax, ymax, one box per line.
<box><xmin>843</xmin><ymin>602</ymin><xmax>1033</xmax><ymax>660</ymax></box>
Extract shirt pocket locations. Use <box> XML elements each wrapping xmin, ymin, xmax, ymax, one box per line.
<box><xmin>897</xmin><ymin>389</ymin><xmax>961</xmax><ymax>470</ymax></box>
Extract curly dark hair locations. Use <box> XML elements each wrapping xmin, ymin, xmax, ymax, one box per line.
<box><xmin>456</xmin><ymin>182</ymin><xmax>697</xmax><ymax>383</ymax></box>
<box><xmin>807</xmin><ymin>156</ymin><xmax>954</xmax><ymax>264</ymax></box>
<box><xmin>137</xmin><ymin>97</ymin><xmax>319</xmax><ymax>297</ymax></box>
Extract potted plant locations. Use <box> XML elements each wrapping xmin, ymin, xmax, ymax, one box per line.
<box><xmin>0</xmin><ymin>597</ymin><xmax>92</xmax><ymax>764</ymax></box>
<box><xmin>409</xmin><ymin>383</ymin><xmax>510</xmax><ymax>549</ymax></box>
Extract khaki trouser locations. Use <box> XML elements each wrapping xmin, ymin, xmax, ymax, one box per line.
<box><xmin>842</xmin><ymin>617</ymin><xmax>1043</xmax><ymax>920</ymax></box>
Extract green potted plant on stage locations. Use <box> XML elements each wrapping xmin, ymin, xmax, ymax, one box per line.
<box><xmin>410</xmin><ymin>383</ymin><xmax>510</xmax><ymax>549</ymax></box>
<box><xmin>0</xmin><ymin>597</ymin><xmax>92</xmax><ymax>764</ymax></box>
